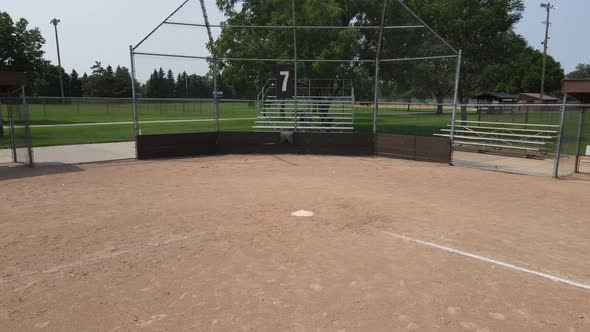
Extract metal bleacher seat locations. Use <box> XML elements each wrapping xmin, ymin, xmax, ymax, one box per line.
<box><xmin>434</xmin><ymin>120</ymin><xmax>560</xmax><ymax>156</ymax></box>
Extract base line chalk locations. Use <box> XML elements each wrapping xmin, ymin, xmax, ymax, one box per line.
<box><xmin>372</xmin><ymin>227</ymin><xmax>590</xmax><ymax>291</ymax></box>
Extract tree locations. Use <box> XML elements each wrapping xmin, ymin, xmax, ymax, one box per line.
<box><xmin>112</xmin><ymin>66</ymin><xmax>132</xmax><ymax>98</ymax></box>
<box><xmin>33</xmin><ymin>64</ymin><xmax>67</xmax><ymax>96</ymax></box>
<box><xmin>176</xmin><ymin>72</ymin><xmax>187</xmax><ymax>97</ymax></box>
<box><xmin>0</xmin><ymin>11</ymin><xmax>48</xmax><ymax>94</ymax></box>
<box><xmin>144</xmin><ymin>68</ymin><xmax>167</xmax><ymax>97</ymax></box>
<box><xmin>69</xmin><ymin>70</ymin><xmax>82</xmax><ymax>97</ymax></box>
<box><xmin>165</xmin><ymin>69</ymin><xmax>176</xmax><ymax>97</ymax></box>
<box><xmin>213</xmin><ymin>0</ymin><xmax>384</xmax><ymax>99</ymax></box>
<box><xmin>473</xmin><ymin>35</ymin><xmax>563</xmax><ymax>95</ymax></box>
<box><xmin>567</xmin><ymin>63</ymin><xmax>590</xmax><ymax>79</ymax></box>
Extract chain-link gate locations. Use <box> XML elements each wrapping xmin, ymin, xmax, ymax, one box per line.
<box><xmin>555</xmin><ymin>104</ymin><xmax>588</xmax><ymax>177</ymax></box>
<box><xmin>2</xmin><ymin>90</ymin><xmax>34</xmax><ymax>167</ymax></box>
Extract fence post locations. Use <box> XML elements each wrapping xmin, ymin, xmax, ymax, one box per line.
<box><xmin>449</xmin><ymin>50</ymin><xmax>463</xmax><ymax>165</ymax></box>
<box><xmin>351</xmin><ymin>86</ymin><xmax>356</xmax><ymax>126</ymax></box>
<box><xmin>22</xmin><ymin>86</ymin><xmax>34</xmax><ymax>167</ymax></box>
<box><xmin>553</xmin><ymin>94</ymin><xmax>568</xmax><ymax>178</ymax></box>
<box><xmin>292</xmin><ymin>0</ymin><xmax>298</xmax><ymax>132</ymax></box>
<box><xmin>213</xmin><ymin>61</ymin><xmax>219</xmax><ymax>131</ymax></box>
<box><xmin>129</xmin><ymin>45</ymin><xmax>140</xmax><ymax>158</ymax></box>
<box><xmin>0</xmin><ymin>98</ymin><xmax>3</xmax><ymax>137</ymax></box>
<box><xmin>197</xmin><ymin>0</ymin><xmax>219</xmax><ymax>132</ymax></box>
<box><xmin>574</xmin><ymin>108</ymin><xmax>585</xmax><ymax>173</ymax></box>
<box><xmin>373</xmin><ymin>0</ymin><xmax>388</xmax><ymax>134</ymax></box>
<box><xmin>8</xmin><ymin>105</ymin><xmax>16</xmax><ymax>163</ymax></box>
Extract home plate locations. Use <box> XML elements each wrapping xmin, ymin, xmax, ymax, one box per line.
<box><xmin>291</xmin><ymin>210</ymin><xmax>314</xmax><ymax>217</ymax></box>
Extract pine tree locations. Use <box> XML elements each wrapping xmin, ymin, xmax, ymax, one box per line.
<box><xmin>69</xmin><ymin>69</ymin><xmax>82</xmax><ymax>97</ymax></box>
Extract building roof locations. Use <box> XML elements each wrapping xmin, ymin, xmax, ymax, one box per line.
<box><xmin>562</xmin><ymin>79</ymin><xmax>590</xmax><ymax>103</ymax></box>
<box><xmin>475</xmin><ymin>92</ymin><xmax>519</xmax><ymax>101</ymax></box>
<box><xmin>0</xmin><ymin>71</ymin><xmax>26</xmax><ymax>87</ymax></box>
<box><xmin>519</xmin><ymin>93</ymin><xmax>559</xmax><ymax>101</ymax></box>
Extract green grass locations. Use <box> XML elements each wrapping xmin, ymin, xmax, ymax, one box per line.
<box><xmin>1</xmin><ymin>101</ymin><xmax>589</xmax><ymax>155</ymax></box>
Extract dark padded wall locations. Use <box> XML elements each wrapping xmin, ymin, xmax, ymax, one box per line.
<box><xmin>217</xmin><ymin>132</ymin><xmax>282</xmax><ymax>154</ymax></box>
<box><xmin>294</xmin><ymin>133</ymin><xmax>374</xmax><ymax>155</ymax></box>
<box><xmin>137</xmin><ymin>133</ymin><xmax>217</xmax><ymax>159</ymax></box>
<box><xmin>415</xmin><ymin>136</ymin><xmax>451</xmax><ymax>163</ymax></box>
<box><xmin>374</xmin><ymin>134</ymin><xmax>416</xmax><ymax>160</ymax></box>
<box><xmin>375</xmin><ymin>134</ymin><xmax>450</xmax><ymax>163</ymax></box>
<box><xmin>137</xmin><ymin>132</ymin><xmax>448</xmax><ymax>163</ymax></box>
<box><xmin>137</xmin><ymin>132</ymin><xmax>374</xmax><ymax>159</ymax></box>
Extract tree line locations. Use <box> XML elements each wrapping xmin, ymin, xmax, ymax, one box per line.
<box><xmin>142</xmin><ymin>68</ymin><xmax>228</xmax><ymax>98</ymax></box>
<box><xmin>2</xmin><ymin>4</ymin><xmax>589</xmax><ymax>102</ymax></box>
<box><xmin>0</xmin><ymin>11</ymin><xmax>220</xmax><ymax>98</ymax></box>
<box><xmin>33</xmin><ymin>62</ymin><xmax>133</xmax><ymax>97</ymax></box>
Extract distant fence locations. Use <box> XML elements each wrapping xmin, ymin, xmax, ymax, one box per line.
<box><xmin>1</xmin><ymin>97</ymin><xmax>588</xmax><ymax>179</ymax></box>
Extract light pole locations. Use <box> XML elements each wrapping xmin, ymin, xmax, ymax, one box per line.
<box><xmin>50</xmin><ymin>18</ymin><xmax>65</xmax><ymax>98</ymax></box>
<box><xmin>540</xmin><ymin>2</ymin><xmax>557</xmax><ymax>102</ymax></box>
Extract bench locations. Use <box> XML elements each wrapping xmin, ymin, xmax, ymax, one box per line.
<box><xmin>434</xmin><ymin>120</ymin><xmax>560</xmax><ymax>157</ymax></box>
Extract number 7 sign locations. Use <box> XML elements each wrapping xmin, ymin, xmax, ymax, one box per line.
<box><xmin>276</xmin><ymin>64</ymin><xmax>294</xmax><ymax>99</ymax></box>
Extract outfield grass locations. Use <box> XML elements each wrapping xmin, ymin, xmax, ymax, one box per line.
<box><xmin>1</xmin><ymin>101</ymin><xmax>589</xmax><ymax>155</ymax></box>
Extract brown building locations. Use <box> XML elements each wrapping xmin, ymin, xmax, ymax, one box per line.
<box><xmin>519</xmin><ymin>93</ymin><xmax>559</xmax><ymax>104</ymax></box>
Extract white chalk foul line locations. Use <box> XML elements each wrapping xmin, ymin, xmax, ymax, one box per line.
<box><xmin>372</xmin><ymin>227</ymin><xmax>590</xmax><ymax>291</ymax></box>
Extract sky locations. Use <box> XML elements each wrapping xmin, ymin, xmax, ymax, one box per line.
<box><xmin>1</xmin><ymin>0</ymin><xmax>588</xmax><ymax>77</ymax></box>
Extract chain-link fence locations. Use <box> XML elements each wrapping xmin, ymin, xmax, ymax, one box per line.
<box><xmin>556</xmin><ymin>105</ymin><xmax>588</xmax><ymax>176</ymax></box>
<box><xmin>442</xmin><ymin>103</ymin><xmax>589</xmax><ymax>177</ymax></box>
<box><xmin>130</xmin><ymin>0</ymin><xmax>461</xmax><ymax>134</ymax></box>
<box><xmin>0</xmin><ymin>98</ymin><xmax>13</xmax><ymax>164</ymax></box>
<box><xmin>1</xmin><ymin>91</ymin><xmax>34</xmax><ymax>166</ymax></box>
<box><xmin>577</xmin><ymin>109</ymin><xmax>590</xmax><ymax>174</ymax></box>
<box><xmin>0</xmin><ymin>97</ymin><xmax>136</xmax><ymax>166</ymax></box>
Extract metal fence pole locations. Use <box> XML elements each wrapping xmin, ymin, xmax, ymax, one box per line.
<box><xmin>449</xmin><ymin>50</ymin><xmax>463</xmax><ymax>165</ymax></box>
<box><xmin>8</xmin><ymin>105</ymin><xmax>16</xmax><ymax>163</ymax></box>
<box><xmin>22</xmin><ymin>86</ymin><xmax>34</xmax><ymax>167</ymax></box>
<box><xmin>198</xmin><ymin>0</ymin><xmax>219</xmax><ymax>132</ymax></box>
<box><xmin>351</xmin><ymin>86</ymin><xmax>356</xmax><ymax>126</ymax></box>
<box><xmin>553</xmin><ymin>94</ymin><xmax>568</xmax><ymax>178</ymax></box>
<box><xmin>574</xmin><ymin>108</ymin><xmax>585</xmax><ymax>173</ymax></box>
<box><xmin>129</xmin><ymin>46</ymin><xmax>140</xmax><ymax>158</ymax></box>
<box><xmin>213</xmin><ymin>60</ymin><xmax>219</xmax><ymax>132</ymax></box>
<box><xmin>0</xmin><ymin>98</ymin><xmax>4</xmax><ymax>138</ymax></box>
<box><xmin>292</xmin><ymin>0</ymin><xmax>298</xmax><ymax>132</ymax></box>
<box><xmin>373</xmin><ymin>0</ymin><xmax>388</xmax><ymax>134</ymax></box>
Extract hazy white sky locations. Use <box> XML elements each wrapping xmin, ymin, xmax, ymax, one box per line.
<box><xmin>2</xmin><ymin>0</ymin><xmax>588</xmax><ymax>76</ymax></box>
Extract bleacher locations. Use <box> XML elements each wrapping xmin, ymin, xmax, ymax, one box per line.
<box><xmin>254</xmin><ymin>79</ymin><xmax>355</xmax><ymax>132</ymax></box>
<box><xmin>435</xmin><ymin>120</ymin><xmax>560</xmax><ymax>157</ymax></box>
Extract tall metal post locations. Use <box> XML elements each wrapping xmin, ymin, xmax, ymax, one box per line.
<box><xmin>292</xmin><ymin>0</ymin><xmax>298</xmax><ymax>131</ymax></box>
<box><xmin>129</xmin><ymin>45</ymin><xmax>140</xmax><ymax>158</ymax></box>
<box><xmin>50</xmin><ymin>18</ymin><xmax>65</xmax><ymax>98</ymax></box>
<box><xmin>22</xmin><ymin>86</ymin><xmax>34</xmax><ymax>167</ymax></box>
<box><xmin>553</xmin><ymin>93</ymin><xmax>568</xmax><ymax>178</ymax></box>
<box><xmin>351</xmin><ymin>86</ymin><xmax>356</xmax><ymax>125</ymax></box>
<box><xmin>449</xmin><ymin>50</ymin><xmax>463</xmax><ymax>165</ymax></box>
<box><xmin>213</xmin><ymin>61</ymin><xmax>219</xmax><ymax>132</ymax></box>
<box><xmin>0</xmin><ymin>98</ymin><xmax>4</xmax><ymax>137</ymax></box>
<box><xmin>373</xmin><ymin>0</ymin><xmax>388</xmax><ymax>134</ymax></box>
<box><xmin>198</xmin><ymin>0</ymin><xmax>219</xmax><ymax>132</ymax></box>
<box><xmin>540</xmin><ymin>2</ymin><xmax>556</xmax><ymax>101</ymax></box>
<box><xmin>8</xmin><ymin>105</ymin><xmax>16</xmax><ymax>163</ymax></box>
<box><xmin>574</xmin><ymin>109</ymin><xmax>585</xmax><ymax>173</ymax></box>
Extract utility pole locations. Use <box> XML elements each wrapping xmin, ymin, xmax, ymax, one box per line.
<box><xmin>50</xmin><ymin>18</ymin><xmax>65</xmax><ymax>98</ymax></box>
<box><xmin>540</xmin><ymin>2</ymin><xmax>556</xmax><ymax>102</ymax></box>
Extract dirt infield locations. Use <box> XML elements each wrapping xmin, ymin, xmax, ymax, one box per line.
<box><xmin>1</xmin><ymin>155</ymin><xmax>589</xmax><ymax>331</ymax></box>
